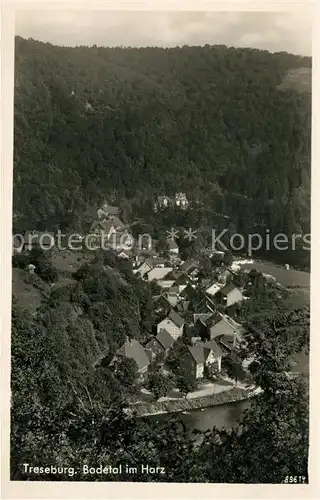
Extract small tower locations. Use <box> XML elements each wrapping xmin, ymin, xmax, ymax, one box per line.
<box><xmin>28</xmin><ymin>264</ymin><xmax>35</xmax><ymax>274</ymax></box>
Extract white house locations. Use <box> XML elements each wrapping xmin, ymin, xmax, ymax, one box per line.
<box><xmin>157</xmin><ymin>310</ymin><xmax>184</xmax><ymax>340</ymax></box>
<box><xmin>185</xmin><ymin>339</ymin><xmax>222</xmax><ymax>379</ymax></box>
<box><xmin>175</xmin><ymin>192</ymin><xmax>189</xmax><ymax>209</ymax></box>
<box><xmin>219</xmin><ymin>284</ymin><xmax>244</xmax><ymax>307</ymax></box>
<box><xmin>166</xmin><ymin>238</ymin><xmax>179</xmax><ymax>255</ymax></box>
<box><xmin>205</xmin><ymin>282</ymin><xmax>222</xmax><ymax>297</ymax></box>
<box><xmin>147</xmin><ymin>267</ymin><xmax>173</xmax><ymax>282</ymax></box>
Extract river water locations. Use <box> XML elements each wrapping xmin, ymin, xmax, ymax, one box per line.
<box><xmin>181</xmin><ymin>399</ymin><xmax>251</xmax><ymax>434</ymax></box>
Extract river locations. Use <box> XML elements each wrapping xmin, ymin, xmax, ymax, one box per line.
<box><xmin>181</xmin><ymin>399</ymin><xmax>251</xmax><ymax>434</ymax></box>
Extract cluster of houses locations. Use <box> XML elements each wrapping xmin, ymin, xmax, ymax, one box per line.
<box><xmin>154</xmin><ymin>192</ymin><xmax>189</xmax><ymax>212</ymax></box>
<box><xmin>88</xmin><ymin>202</ymin><xmax>134</xmax><ymax>253</ymax></box>
<box><xmin>111</xmin><ymin>304</ymin><xmax>245</xmax><ymax>382</ymax></box>
<box><xmin>111</xmin><ymin>249</ymin><xmax>247</xmax><ymax>382</ymax></box>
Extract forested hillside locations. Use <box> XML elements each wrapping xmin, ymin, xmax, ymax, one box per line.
<box><xmin>14</xmin><ymin>37</ymin><xmax>311</xmax><ymax>238</ymax></box>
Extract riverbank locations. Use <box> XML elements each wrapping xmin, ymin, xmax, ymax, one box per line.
<box><xmin>126</xmin><ymin>387</ymin><xmax>255</xmax><ymax>417</ymax></box>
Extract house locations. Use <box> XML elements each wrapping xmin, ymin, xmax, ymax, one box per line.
<box><xmin>117</xmin><ymin>249</ymin><xmax>131</xmax><ymax>259</ymax></box>
<box><xmin>179</xmin><ymin>283</ymin><xmax>198</xmax><ymax>302</ymax></box>
<box><xmin>176</xmin><ymin>300</ymin><xmax>191</xmax><ymax>314</ymax></box>
<box><xmin>197</xmin><ymin>339</ymin><xmax>223</xmax><ymax>371</ymax></box>
<box><xmin>134</xmin><ymin>259</ymin><xmax>155</xmax><ymax>277</ymax></box>
<box><xmin>166</xmin><ymin>238</ymin><xmax>179</xmax><ymax>255</ymax></box>
<box><xmin>154</xmin><ymin>196</ymin><xmax>173</xmax><ymax>211</ymax></box>
<box><xmin>205</xmin><ymin>282</ymin><xmax>222</xmax><ymax>298</ymax></box>
<box><xmin>166</xmin><ymin>286</ymin><xmax>180</xmax><ymax>306</ymax></box>
<box><xmin>175</xmin><ymin>192</ymin><xmax>189</xmax><ymax>209</ymax></box>
<box><xmin>147</xmin><ymin>267</ymin><xmax>173</xmax><ymax>282</ymax></box>
<box><xmin>193</xmin><ymin>313</ymin><xmax>214</xmax><ymax>338</ymax></box>
<box><xmin>89</xmin><ymin>219</ymin><xmax>116</xmax><ymax>241</ymax></box>
<box><xmin>145</xmin><ymin>329</ymin><xmax>175</xmax><ymax>361</ymax></box>
<box><xmin>12</xmin><ymin>234</ymin><xmax>24</xmax><ymax>254</ymax></box>
<box><xmin>97</xmin><ymin>203</ymin><xmax>119</xmax><ymax>219</ymax></box>
<box><xmin>108</xmin><ymin>232</ymin><xmax>134</xmax><ymax>251</ymax></box>
<box><xmin>157</xmin><ymin>310</ymin><xmax>184</xmax><ymax>340</ymax></box>
<box><xmin>112</xmin><ymin>338</ymin><xmax>150</xmax><ymax>375</ymax></box>
<box><xmin>194</xmin><ymin>294</ymin><xmax>216</xmax><ymax>314</ymax></box>
<box><xmin>193</xmin><ymin>312</ymin><xmax>214</xmax><ymax>325</ymax></box>
<box><xmin>23</xmin><ymin>231</ymin><xmax>55</xmax><ymax>251</ymax></box>
<box><xmin>148</xmin><ymin>258</ymin><xmax>167</xmax><ymax>268</ymax></box>
<box><xmin>153</xmin><ymin>294</ymin><xmax>171</xmax><ymax>316</ymax></box>
<box><xmin>180</xmin><ymin>259</ymin><xmax>198</xmax><ymax>275</ymax></box>
<box><xmin>184</xmin><ymin>339</ymin><xmax>222</xmax><ymax>379</ymax></box>
<box><xmin>185</xmin><ymin>346</ymin><xmax>206</xmax><ymax>379</ymax></box>
<box><xmin>218</xmin><ymin>284</ymin><xmax>244</xmax><ymax>307</ymax></box>
<box><xmin>157</xmin><ymin>280</ymin><xmax>175</xmax><ymax>290</ymax></box>
<box><xmin>108</xmin><ymin>216</ymin><xmax>126</xmax><ymax>232</ymax></box>
<box><xmin>206</xmin><ymin>313</ymin><xmax>244</xmax><ymax>351</ymax></box>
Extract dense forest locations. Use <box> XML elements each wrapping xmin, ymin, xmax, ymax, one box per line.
<box><xmin>14</xmin><ymin>37</ymin><xmax>311</xmax><ymax>256</ymax></box>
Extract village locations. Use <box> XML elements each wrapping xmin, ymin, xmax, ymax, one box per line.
<box><xmin>12</xmin><ymin>195</ymin><xmax>279</xmax><ymax>411</ymax></box>
<box><xmin>74</xmin><ymin>197</ymin><xmax>259</xmax><ymax>408</ymax></box>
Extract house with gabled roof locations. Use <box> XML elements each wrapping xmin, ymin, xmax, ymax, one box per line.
<box><xmin>147</xmin><ymin>267</ymin><xmax>173</xmax><ymax>282</ymax></box>
<box><xmin>153</xmin><ymin>294</ymin><xmax>171</xmax><ymax>317</ymax></box>
<box><xmin>97</xmin><ymin>202</ymin><xmax>119</xmax><ymax>219</ymax></box>
<box><xmin>184</xmin><ymin>338</ymin><xmax>222</xmax><ymax>379</ymax></box>
<box><xmin>218</xmin><ymin>284</ymin><xmax>244</xmax><ymax>307</ymax></box>
<box><xmin>134</xmin><ymin>259</ymin><xmax>154</xmax><ymax>278</ymax></box>
<box><xmin>112</xmin><ymin>338</ymin><xmax>150</xmax><ymax>374</ymax></box>
<box><xmin>145</xmin><ymin>329</ymin><xmax>175</xmax><ymax>361</ymax></box>
<box><xmin>180</xmin><ymin>283</ymin><xmax>198</xmax><ymax>302</ymax></box>
<box><xmin>175</xmin><ymin>192</ymin><xmax>189</xmax><ymax>209</ymax></box>
<box><xmin>180</xmin><ymin>259</ymin><xmax>198</xmax><ymax>275</ymax></box>
<box><xmin>205</xmin><ymin>282</ymin><xmax>222</xmax><ymax>297</ymax></box>
<box><xmin>194</xmin><ymin>294</ymin><xmax>216</xmax><ymax>314</ymax></box>
<box><xmin>206</xmin><ymin>313</ymin><xmax>244</xmax><ymax>351</ymax></box>
<box><xmin>157</xmin><ymin>309</ymin><xmax>184</xmax><ymax>340</ymax></box>
<box><xmin>166</xmin><ymin>238</ymin><xmax>179</xmax><ymax>255</ymax></box>
<box><xmin>176</xmin><ymin>300</ymin><xmax>191</xmax><ymax>314</ymax></box>
<box><xmin>154</xmin><ymin>195</ymin><xmax>173</xmax><ymax>212</ymax></box>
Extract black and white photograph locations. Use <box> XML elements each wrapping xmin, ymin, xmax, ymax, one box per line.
<box><xmin>3</xmin><ymin>1</ymin><xmax>315</xmax><ymax>491</ymax></box>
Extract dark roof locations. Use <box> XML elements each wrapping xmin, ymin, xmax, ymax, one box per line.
<box><xmin>206</xmin><ymin>311</ymin><xmax>223</xmax><ymax>327</ymax></box>
<box><xmin>219</xmin><ymin>335</ymin><xmax>236</xmax><ymax>351</ymax></box>
<box><xmin>201</xmin><ymin>339</ymin><xmax>223</xmax><ymax>358</ymax></box>
<box><xmin>24</xmin><ymin>231</ymin><xmax>55</xmax><ymax>247</ymax></box>
<box><xmin>180</xmin><ymin>283</ymin><xmax>197</xmax><ymax>299</ymax></box>
<box><xmin>116</xmin><ymin>339</ymin><xmax>150</xmax><ymax>371</ymax></box>
<box><xmin>188</xmin><ymin>346</ymin><xmax>205</xmax><ymax>364</ymax></box>
<box><xmin>180</xmin><ymin>260</ymin><xmax>197</xmax><ymax>273</ymax></box>
<box><xmin>106</xmin><ymin>206</ymin><xmax>119</xmax><ymax>215</ymax></box>
<box><xmin>148</xmin><ymin>258</ymin><xmax>167</xmax><ymax>266</ymax></box>
<box><xmin>109</xmin><ymin>216</ymin><xmax>126</xmax><ymax>230</ymax></box>
<box><xmin>194</xmin><ymin>313</ymin><xmax>214</xmax><ymax>325</ymax></box>
<box><xmin>156</xmin><ymin>329</ymin><xmax>175</xmax><ymax>350</ymax></box>
<box><xmin>168</xmin><ymin>309</ymin><xmax>184</xmax><ymax>328</ymax></box>
<box><xmin>220</xmin><ymin>283</ymin><xmax>238</xmax><ymax>296</ymax></box>
<box><xmin>108</xmin><ymin>232</ymin><xmax>133</xmax><ymax>246</ymax></box>
<box><xmin>179</xmin><ymin>300</ymin><xmax>190</xmax><ymax>312</ymax></box>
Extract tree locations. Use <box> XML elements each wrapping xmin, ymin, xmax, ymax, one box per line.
<box><xmin>111</xmin><ymin>357</ymin><xmax>139</xmax><ymax>394</ymax></box>
<box><xmin>166</xmin><ymin>340</ymin><xmax>188</xmax><ymax>373</ymax></box>
<box><xmin>147</xmin><ymin>373</ymin><xmax>172</xmax><ymax>400</ymax></box>
<box><xmin>175</xmin><ymin>367</ymin><xmax>198</xmax><ymax>397</ymax></box>
<box><xmin>223</xmin><ymin>351</ymin><xmax>246</xmax><ymax>386</ymax></box>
